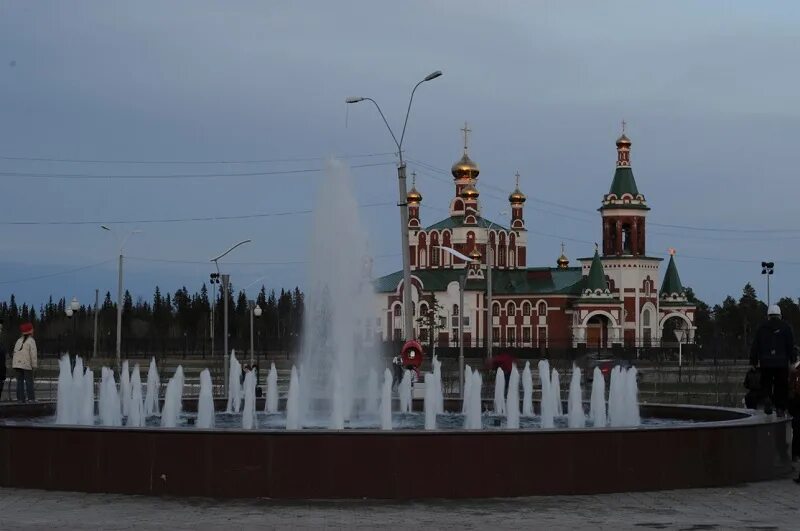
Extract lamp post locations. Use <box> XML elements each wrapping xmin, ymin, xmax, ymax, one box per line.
<box><xmin>250</xmin><ymin>301</ymin><xmax>262</xmax><ymax>366</ymax></box>
<box><xmin>65</xmin><ymin>297</ymin><xmax>79</xmax><ymax>366</ymax></box>
<box><xmin>467</xmin><ymin>207</ymin><xmax>507</xmax><ymax>360</ymax></box>
<box><xmin>346</xmin><ymin>69</ymin><xmax>443</xmax><ymax>342</ymax></box>
<box><xmin>211</xmin><ymin>239</ymin><xmax>252</xmax><ymax>394</ymax></box>
<box><xmin>101</xmin><ymin>226</ymin><xmax>142</xmax><ymax>371</ymax></box>
<box><xmin>761</xmin><ymin>261</ymin><xmax>774</xmax><ymax>308</ymax></box>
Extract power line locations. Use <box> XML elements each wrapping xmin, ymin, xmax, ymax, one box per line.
<box><xmin>0</xmin><ymin>161</ymin><xmax>394</xmax><ymax>180</ymax></box>
<box><xmin>0</xmin><ymin>151</ymin><xmax>397</xmax><ymax>165</ymax></box>
<box><xmin>0</xmin><ymin>260</ymin><xmax>113</xmax><ymax>285</ymax></box>
<box><xmin>126</xmin><ymin>253</ymin><xmax>400</xmax><ymax>266</ymax></box>
<box><xmin>0</xmin><ymin>201</ymin><xmax>394</xmax><ymax>226</ymax></box>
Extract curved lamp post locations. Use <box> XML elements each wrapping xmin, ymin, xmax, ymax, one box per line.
<box><xmin>347</xmin><ymin>70</ymin><xmax>443</xmax><ymax>342</ymax></box>
<box><xmin>101</xmin><ymin>226</ymin><xmax>142</xmax><ymax>371</ymax></box>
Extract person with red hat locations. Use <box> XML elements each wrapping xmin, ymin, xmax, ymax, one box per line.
<box><xmin>12</xmin><ymin>322</ymin><xmax>37</xmax><ymax>402</ymax></box>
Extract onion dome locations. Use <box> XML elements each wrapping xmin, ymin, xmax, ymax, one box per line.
<box><xmin>460</xmin><ymin>183</ymin><xmax>479</xmax><ymax>200</ymax></box>
<box><xmin>616</xmin><ymin>133</ymin><xmax>631</xmax><ymax>147</ymax></box>
<box><xmin>469</xmin><ymin>247</ymin><xmax>482</xmax><ymax>259</ymax></box>
<box><xmin>451</xmin><ymin>153</ymin><xmax>480</xmax><ymax>180</ymax></box>
<box><xmin>509</xmin><ymin>172</ymin><xmax>526</xmax><ymax>204</ymax></box>
<box><xmin>556</xmin><ymin>242</ymin><xmax>569</xmax><ymax>269</ymax></box>
<box><xmin>407</xmin><ymin>172</ymin><xmax>422</xmax><ymax>204</ymax></box>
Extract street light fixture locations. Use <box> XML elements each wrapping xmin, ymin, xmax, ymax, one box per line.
<box><xmin>761</xmin><ymin>261</ymin><xmax>774</xmax><ymax>308</ymax></box>
<box><xmin>250</xmin><ymin>302</ymin><xmax>262</xmax><ymax>366</ymax></box>
<box><xmin>211</xmin><ymin>239</ymin><xmax>252</xmax><ymax>394</ymax></box>
<box><xmin>347</xmin><ymin>69</ymin><xmax>443</xmax><ymax>342</ymax></box>
<box><xmin>101</xmin><ymin>226</ymin><xmax>142</xmax><ymax>371</ymax></box>
<box><xmin>466</xmin><ymin>206</ymin><xmax>507</xmax><ymax>360</ymax></box>
<box><xmin>66</xmin><ymin>297</ymin><xmax>79</xmax><ymax>363</ymax></box>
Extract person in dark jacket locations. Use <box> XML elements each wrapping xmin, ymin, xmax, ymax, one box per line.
<box><xmin>750</xmin><ymin>305</ymin><xmax>796</xmax><ymax>416</ymax></box>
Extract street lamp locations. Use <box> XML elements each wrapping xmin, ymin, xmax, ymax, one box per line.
<box><xmin>250</xmin><ymin>301</ymin><xmax>262</xmax><ymax>366</ymax></box>
<box><xmin>347</xmin><ymin>69</ymin><xmax>443</xmax><ymax>342</ymax></box>
<box><xmin>466</xmin><ymin>207</ymin><xmax>507</xmax><ymax>360</ymax></box>
<box><xmin>761</xmin><ymin>261</ymin><xmax>774</xmax><ymax>308</ymax></box>
<box><xmin>101</xmin><ymin>226</ymin><xmax>142</xmax><ymax>371</ymax></box>
<box><xmin>211</xmin><ymin>239</ymin><xmax>252</xmax><ymax>394</ymax></box>
<box><xmin>66</xmin><ymin>297</ymin><xmax>79</xmax><ymax>364</ymax></box>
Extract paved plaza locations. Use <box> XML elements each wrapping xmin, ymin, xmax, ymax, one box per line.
<box><xmin>2</xmin><ymin>478</ymin><xmax>799</xmax><ymax>530</ymax></box>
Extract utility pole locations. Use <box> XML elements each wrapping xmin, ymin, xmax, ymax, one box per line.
<box><xmin>487</xmin><ymin>240</ymin><xmax>493</xmax><ymax>360</ymax></box>
<box><xmin>222</xmin><ymin>274</ymin><xmax>230</xmax><ymax>395</ymax></box>
<box><xmin>116</xmin><ymin>253</ymin><xmax>123</xmax><ymax>371</ymax></box>
<box><xmin>458</xmin><ymin>274</ymin><xmax>467</xmax><ymax>398</ymax></box>
<box><xmin>92</xmin><ymin>288</ymin><xmax>99</xmax><ymax>360</ymax></box>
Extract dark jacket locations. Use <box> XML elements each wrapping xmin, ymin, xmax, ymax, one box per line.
<box><xmin>750</xmin><ymin>318</ymin><xmax>796</xmax><ymax>368</ymax></box>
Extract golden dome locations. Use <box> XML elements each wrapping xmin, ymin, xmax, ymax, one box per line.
<box><xmin>407</xmin><ymin>187</ymin><xmax>422</xmax><ymax>204</ymax></box>
<box><xmin>451</xmin><ymin>153</ymin><xmax>480</xmax><ymax>180</ymax></box>
<box><xmin>469</xmin><ymin>247</ymin><xmax>482</xmax><ymax>259</ymax></box>
<box><xmin>557</xmin><ymin>254</ymin><xmax>570</xmax><ymax>269</ymax></box>
<box><xmin>509</xmin><ymin>188</ymin><xmax>526</xmax><ymax>204</ymax></box>
<box><xmin>616</xmin><ymin>133</ymin><xmax>632</xmax><ymax>147</ymax></box>
<box><xmin>460</xmin><ymin>183</ymin><xmax>479</xmax><ymax>200</ymax></box>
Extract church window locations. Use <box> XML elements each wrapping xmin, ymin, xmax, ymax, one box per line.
<box><xmin>537</xmin><ymin>301</ymin><xmax>547</xmax><ymax>316</ymax></box>
<box><xmin>393</xmin><ymin>305</ymin><xmax>401</xmax><ymax>317</ymax></box>
<box><xmin>507</xmin><ymin>301</ymin><xmax>516</xmax><ymax>316</ymax></box>
<box><xmin>492</xmin><ymin>302</ymin><xmax>501</xmax><ymax>316</ymax></box>
<box><xmin>523</xmin><ymin>302</ymin><xmax>531</xmax><ymax>316</ymax></box>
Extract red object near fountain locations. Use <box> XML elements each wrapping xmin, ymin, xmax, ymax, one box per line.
<box><xmin>400</xmin><ymin>340</ymin><xmax>424</xmax><ymax>369</ymax></box>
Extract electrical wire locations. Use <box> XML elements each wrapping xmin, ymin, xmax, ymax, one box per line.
<box><xmin>0</xmin><ymin>161</ymin><xmax>394</xmax><ymax>180</ymax></box>
<box><xmin>0</xmin><ymin>151</ymin><xmax>397</xmax><ymax>165</ymax></box>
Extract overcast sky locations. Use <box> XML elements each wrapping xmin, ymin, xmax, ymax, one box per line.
<box><xmin>1</xmin><ymin>1</ymin><xmax>798</xmax><ymax>308</ymax></box>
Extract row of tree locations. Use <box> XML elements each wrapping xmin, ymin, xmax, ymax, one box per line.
<box><xmin>0</xmin><ymin>281</ymin><xmax>795</xmax><ymax>359</ymax></box>
<box><xmin>0</xmin><ymin>284</ymin><xmax>304</xmax><ymax>358</ymax></box>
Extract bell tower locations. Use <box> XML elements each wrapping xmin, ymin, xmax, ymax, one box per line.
<box><xmin>600</xmin><ymin>123</ymin><xmax>649</xmax><ymax>257</ymax></box>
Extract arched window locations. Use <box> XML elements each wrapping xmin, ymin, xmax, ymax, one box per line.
<box><xmin>522</xmin><ymin>302</ymin><xmax>531</xmax><ymax>316</ymax></box>
<box><xmin>430</xmin><ymin>232</ymin><xmax>440</xmax><ymax>266</ymax></box>
<box><xmin>420</xmin><ymin>303</ymin><xmax>429</xmax><ymax>318</ymax></box>
<box><xmin>492</xmin><ymin>302</ymin><xmax>501</xmax><ymax>316</ymax></box>
<box><xmin>452</xmin><ymin>304</ymin><xmax>459</xmax><ymax>316</ymax></box>
<box><xmin>537</xmin><ymin>301</ymin><xmax>547</xmax><ymax>316</ymax></box>
<box><xmin>498</xmin><ymin>233</ymin><xmax>507</xmax><ymax>267</ymax></box>
<box><xmin>507</xmin><ymin>301</ymin><xmax>516</xmax><ymax>316</ymax></box>
<box><xmin>393</xmin><ymin>304</ymin><xmax>402</xmax><ymax>317</ymax></box>
<box><xmin>642</xmin><ymin>309</ymin><xmax>651</xmax><ymax>327</ymax></box>
<box><xmin>454</xmin><ymin>199</ymin><xmax>464</xmax><ymax>211</ymax></box>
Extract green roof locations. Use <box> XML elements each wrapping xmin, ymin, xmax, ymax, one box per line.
<box><xmin>660</xmin><ymin>254</ymin><xmax>684</xmax><ymax>296</ymax></box>
<box><xmin>608</xmin><ymin>166</ymin><xmax>639</xmax><ymax>197</ymax></box>
<box><xmin>585</xmin><ymin>250</ymin><xmax>608</xmax><ymax>292</ymax></box>
<box><xmin>424</xmin><ymin>216</ymin><xmax>508</xmax><ymax>232</ymax></box>
<box><xmin>373</xmin><ymin>267</ymin><xmax>584</xmax><ymax>295</ymax></box>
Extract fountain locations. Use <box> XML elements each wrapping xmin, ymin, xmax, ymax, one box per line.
<box><xmin>120</xmin><ymin>360</ymin><xmax>131</xmax><ymax>418</ymax></box>
<box><xmin>589</xmin><ymin>367</ymin><xmax>607</xmax><ymax>427</ymax></box>
<box><xmin>461</xmin><ymin>365</ymin><xmax>472</xmax><ymax>414</ymax></box>
<box><xmin>265</xmin><ymin>362</ymin><xmax>279</xmax><ymax>414</ymax></box>
<box><xmin>127</xmin><ymin>365</ymin><xmax>145</xmax><ymax>428</ymax></box>
<box><xmin>197</xmin><ymin>369</ymin><xmax>215</xmax><ymax>429</ymax></box>
<box><xmin>539</xmin><ymin>360</ymin><xmax>554</xmax><ymax>428</ymax></box>
<box><xmin>521</xmin><ymin>361</ymin><xmax>533</xmax><ymax>417</ymax></box>
<box><xmin>398</xmin><ymin>370</ymin><xmax>412</xmax><ymax>413</ymax></box>
<box><xmin>493</xmin><ymin>368</ymin><xmax>506</xmax><ymax>416</ymax></box>
<box><xmin>79</xmin><ymin>368</ymin><xmax>94</xmax><ymax>426</ymax></box>
<box><xmin>506</xmin><ymin>365</ymin><xmax>520</xmax><ymax>429</ymax></box>
<box><xmin>366</xmin><ymin>369</ymin><xmax>380</xmax><ymax>417</ymax></box>
<box><xmin>624</xmin><ymin>367</ymin><xmax>641</xmax><ymax>426</ymax></box>
<box><xmin>226</xmin><ymin>352</ymin><xmax>243</xmax><ymax>414</ymax></box>
<box><xmin>568</xmin><ymin>366</ymin><xmax>585</xmax><ymax>428</ymax></box>
<box><xmin>144</xmin><ymin>358</ymin><xmax>160</xmax><ymax>416</ymax></box>
<box><xmin>285</xmin><ymin>366</ymin><xmax>301</xmax><ymax>430</ymax></box>
<box><xmin>98</xmin><ymin>367</ymin><xmax>122</xmax><ymax>427</ymax></box>
<box><xmin>56</xmin><ymin>355</ymin><xmax>74</xmax><ymax>425</ymax></box>
<box><xmin>296</xmin><ymin>160</ymin><xmax>379</xmax><ymax>428</ymax></box>
<box><xmin>552</xmin><ymin>368</ymin><xmax>563</xmax><ymax>416</ymax></box>
<box><xmin>608</xmin><ymin>366</ymin><xmax>625</xmax><ymax>427</ymax></box>
<box><xmin>160</xmin><ymin>366</ymin><xmax>184</xmax><ymax>428</ymax></box>
<box><xmin>432</xmin><ymin>355</ymin><xmax>444</xmax><ymax>414</ymax></box>
<box><xmin>424</xmin><ymin>373</ymin><xmax>436</xmax><ymax>430</ymax></box>
<box><xmin>380</xmin><ymin>368</ymin><xmax>392</xmax><ymax>430</ymax></box>
<box><xmin>242</xmin><ymin>369</ymin><xmax>257</xmax><ymax>430</ymax></box>
<box><xmin>464</xmin><ymin>370</ymin><xmax>483</xmax><ymax>430</ymax></box>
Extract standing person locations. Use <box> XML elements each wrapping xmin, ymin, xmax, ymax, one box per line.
<box><xmin>750</xmin><ymin>305</ymin><xmax>795</xmax><ymax>416</ymax></box>
<box><xmin>12</xmin><ymin>322</ymin><xmax>37</xmax><ymax>402</ymax></box>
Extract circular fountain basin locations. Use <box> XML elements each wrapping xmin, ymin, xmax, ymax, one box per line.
<box><xmin>0</xmin><ymin>400</ymin><xmax>789</xmax><ymax>499</ymax></box>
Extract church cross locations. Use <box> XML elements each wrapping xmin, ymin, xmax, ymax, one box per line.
<box><xmin>621</xmin><ymin>120</ymin><xmax>627</xmax><ymax>134</ymax></box>
<box><xmin>461</xmin><ymin>122</ymin><xmax>472</xmax><ymax>152</ymax></box>
<box><xmin>515</xmin><ymin>171</ymin><xmax>521</xmax><ymax>189</ymax></box>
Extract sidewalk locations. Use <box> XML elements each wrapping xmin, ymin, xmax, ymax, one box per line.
<box><xmin>1</xmin><ymin>478</ymin><xmax>799</xmax><ymax>530</ymax></box>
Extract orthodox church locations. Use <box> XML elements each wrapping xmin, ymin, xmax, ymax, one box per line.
<box><xmin>373</xmin><ymin>125</ymin><xmax>696</xmax><ymax>350</ymax></box>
